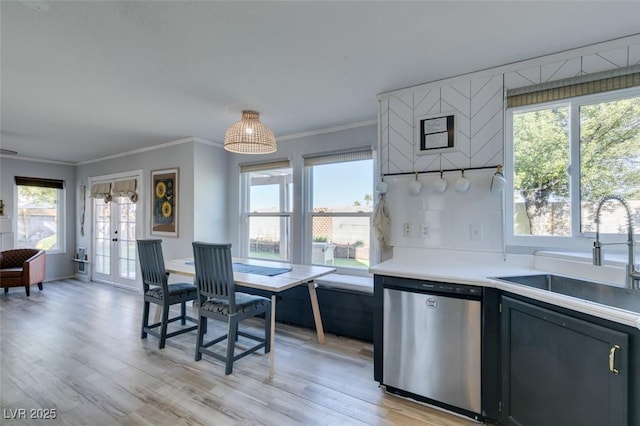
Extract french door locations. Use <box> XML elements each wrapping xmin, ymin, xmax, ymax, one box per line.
<box><xmin>91</xmin><ymin>173</ymin><xmax>141</xmax><ymax>288</ymax></box>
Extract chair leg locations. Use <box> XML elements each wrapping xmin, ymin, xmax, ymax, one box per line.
<box><xmin>25</xmin><ymin>285</ymin><xmax>30</xmax><ymax>297</ymax></box>
<box><xmin>38</xmin><ymin>282</ymin><xmax>43</xmax><ymax>291</ymax></box>
<box><xmin>180</xmin><ymin>301</ymin><xmax>186</xmax><ymax>325</ymax></box>
<box><xmin>141</xmin><ymin>301</ymin><xmax>150</xmax><ymax>339</ymax></box>
<box><xmin>159</xmin><ymin>302</ymin><xmax>170</xmax><ymax>349</ymax></box>
<box><xmin>225</xmin><ymin>319</ymin><xmax>237</xmax><ymax>375</ymax></box>
<box><xmin>195</xmin><ymin>315</ymin><xmax>206</xmax><ymax>361</ymax></box>
<box><xmin>4</xmin><ymin>288</ymin><xmax>8</xmax><ymax>294</ymax></box>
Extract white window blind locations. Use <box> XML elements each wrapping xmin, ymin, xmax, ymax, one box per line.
<box><xmin>90</xmin><ymin>182</ymin><xmax>112</xmax><ymax>198</ymax></box>
<box><xmin>303</xmin><ymin>148</ymin><xmax>373</xmax><ymax>166</ymax></box>
<box><xmin>507</xmin><ymin>65</ymin><xmax>640</xmax><ymax>108</ymax></box>
<box><xmin>239</xmin><ymin>159</ymin><xmax>291</xmax><ymax>173</ymax></box>
<box><xmin>112</xmin><ymin>178</ymin><xmax>138</xmax><ymax>201</ymax></box>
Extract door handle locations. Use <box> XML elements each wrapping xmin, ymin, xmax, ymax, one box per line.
<box><xmin>609</xmin><ymin>344</ymin><xmax>620</xmax><ymax>375</ymax></box>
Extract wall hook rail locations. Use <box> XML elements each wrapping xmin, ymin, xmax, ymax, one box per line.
<box><xmin>382</xmin><ymin>165</ymin><xmax>503</xmax><ymax>178</ymax></box>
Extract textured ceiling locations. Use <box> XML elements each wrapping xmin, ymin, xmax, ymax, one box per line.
<box><xmin>1</xmin><ymin>1</ymin><xmax>639</xmax><ymax>164</ymax></box>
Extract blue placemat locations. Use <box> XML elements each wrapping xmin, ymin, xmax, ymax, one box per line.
<box><xmin>232</xmin><ymin>263</ymin><xmax>292</xmax><ymax>276</ymax></box>
<box><xmin>184</xmin><ymin>261</ymin><xmax>291</xmax><ymax>276</ymax></box>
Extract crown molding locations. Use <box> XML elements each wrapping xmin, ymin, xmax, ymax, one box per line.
<box><xmin>0</xmin><ymin>154</ymin><xmax>75</xmax><ymax>166</ymax></box>
<box><xmin>277</xmin><ymin>119</ymin><xmax>377</xmax><ymax>141</ymax></box>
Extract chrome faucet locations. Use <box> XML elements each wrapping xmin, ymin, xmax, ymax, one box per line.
<box><xmin>592</xmin><ymin>195</ymin><xmax>640</xmax><ymax>289</ymax></box>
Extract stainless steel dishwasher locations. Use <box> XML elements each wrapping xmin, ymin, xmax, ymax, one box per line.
<box><xmin>383</xmin><ymin>280</ymin><xmax>482</xmax><ymax>417</ymax></box>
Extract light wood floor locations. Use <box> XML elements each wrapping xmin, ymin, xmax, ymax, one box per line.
<box><xmin>1</xmin><ymin>279</ymin><xmax>477</xmax><ymax>425</ymax></box>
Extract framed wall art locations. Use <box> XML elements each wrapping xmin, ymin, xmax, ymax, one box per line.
<box><xmin>415</xmin><ymin>112</ymin><xmax>456</xmax><ymax>155</ymax></box>
<box><xmin>151</xmin><ymin>168</ymin><xmax>179</xmax><ymax>237</ymax></box>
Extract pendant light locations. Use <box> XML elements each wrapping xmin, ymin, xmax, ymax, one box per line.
<box><xmin>223</xmin><ymin>110</ymin><xmax>277</xmax><ymax>154</ymax></box>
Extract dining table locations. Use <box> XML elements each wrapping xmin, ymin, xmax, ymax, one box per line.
<box><xmin>164</xmin><ymin>257</ymin><xmax>336</xmax><ymax>377</ymax></box>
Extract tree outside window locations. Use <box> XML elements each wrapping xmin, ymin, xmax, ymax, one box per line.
<box><xmin>511</xmin><ymin>91</ymin><xmax>640</xmax><ymax>239</ymax></box>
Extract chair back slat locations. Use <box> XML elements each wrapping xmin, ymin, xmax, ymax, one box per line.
<box><xmin>136</xmin><ymin>239</ymin><xmax>168</xmax><ymax>292</ymax></box>
<box><xmin>192</xmin><ymin>242</ymin><xmax>236</xmax><ymax>311</ymax></box>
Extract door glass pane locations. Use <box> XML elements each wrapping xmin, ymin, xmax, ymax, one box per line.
<box><xmin>512</xmin><ymin>106</ymin><xmax>570</xmax><ymax>236</ymax></box>
<box><xmin>579</xmin><ymin>96</ymin><xmax>640</xmax><ymax>234</ymax></box>
<box><xmin>312</xmin><ymin>216</ymin><xmax>370</xmax><ymax>268</ymax></box>
<box><xmin>248</xmin><ymin>216</ymin><xmax>290</xmax><ymax>261</ymax></box>
<box><xmin>94</xmin><ymin>199</ymin><xmax>110</xmax><ymax>275</ymax></box>
<box><xmin>117</xmin><ymin>196</ymin><xmax>137</xmax><ymax>280</ymax></box>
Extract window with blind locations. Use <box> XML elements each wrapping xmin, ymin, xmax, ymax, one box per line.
<box><xmin>15</xmin><ymin>176</ymin><xmax>65</xmax><ymax>251</ymax></box>
<box><xmin>304</xmin><ymin>149</ymin><xmax>373</xmax><ymax>269</ymax></box>
<box><xmin>240</xmin><ymin>160</ymin><xmax>293</xmax><ymax>261</ymax></box>
<box><xmin>506</xmin><ymin>70</ymin><xmax>640</xmax><ymax>247</ymax></box>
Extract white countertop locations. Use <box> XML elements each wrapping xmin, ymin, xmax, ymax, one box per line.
<box><xmin>369</xmin><ymin>247</ymin><xmax>640</xmax><ymax>330</ymax></box>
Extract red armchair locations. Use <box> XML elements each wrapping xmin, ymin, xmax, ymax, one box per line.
<box><xmin>0</xmin><ymin>249</ymin><xmax>46</xmax><ymax>296</ymax></box>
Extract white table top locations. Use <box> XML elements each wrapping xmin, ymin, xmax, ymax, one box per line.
<box><xmin>165</xmin><ymin>258</ymin><xmax>336</xmax><ymax>292</ymax></box>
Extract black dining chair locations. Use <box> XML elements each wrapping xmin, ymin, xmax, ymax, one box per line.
<box><xmin>137</xmin><ymin>239</ymin><xmax>198</xmax><ymax>349</ymax></box>
<box><xmin>192</xmin><ymin>241</ymin><xmax>271</xmax><ymax>374</ymax></box>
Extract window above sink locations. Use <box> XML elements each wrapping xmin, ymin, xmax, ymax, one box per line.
<box><xmin>505</xmin><ymin>84</ymin><xmax>640</xmax><ymax>253</ymax></box>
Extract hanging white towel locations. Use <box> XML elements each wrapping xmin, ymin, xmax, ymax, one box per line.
<box><xmin>373</xmin><ymin>194</ymin><xmax>391</xmax><ymax>250</ymax></box>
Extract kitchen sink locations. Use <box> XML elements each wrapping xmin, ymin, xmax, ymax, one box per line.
<box><xmin>493</xmin><ymin>274</ymin><xmax>640</xmax><ymax>314</ymax></box>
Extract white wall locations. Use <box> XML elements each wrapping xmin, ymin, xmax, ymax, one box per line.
<box><xmin>193</xmin><ymin>141</ymin><xmax>228</xmax><ymax>244</ymax></box>
<box><xmin>0</xmin><ymin>157</ymin><xmax>76</xmax><ymax>280</ymax></box>
<box><xmin>379</xmin><ymin>34</ymin><xmax>640</xmax><ymax>254</ymax></box>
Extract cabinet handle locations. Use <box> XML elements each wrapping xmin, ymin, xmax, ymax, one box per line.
<box><xmin>609</xmin><ymin>344</ymin><xmax>620</xmax><ymax>375</ymax></box>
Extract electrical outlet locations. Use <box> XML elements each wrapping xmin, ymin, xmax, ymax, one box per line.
<box><xmin>403</xmin><ymin>223</ymin><xmax>412</xmax><ymax>237</ymax></box>
<box><xmin>470</xmin><ymin>223</ymin><xmax>483</xmax><ymax>241</ymax></box>
<box><xmin>421</xmin><ymin>223</ymin><xmax>430</xmax><ymax>238</ymax></box>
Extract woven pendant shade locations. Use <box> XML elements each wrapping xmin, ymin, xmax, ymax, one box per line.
<box><xmin>223</xmin><ymin>110</ymin><xmax>277</xmax><ymax>154</ymax></box>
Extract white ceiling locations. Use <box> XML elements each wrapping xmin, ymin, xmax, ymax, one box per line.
<box><xmin>1</xmin><ymin>1</ymin><xmax>639</xmax><ymax>164</ymax></box>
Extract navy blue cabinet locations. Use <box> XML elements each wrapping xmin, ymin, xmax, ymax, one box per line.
<box><xmin>501</xmin><ymin>296</ymin><xmax>628</xmax><ymax>425</ymax></box>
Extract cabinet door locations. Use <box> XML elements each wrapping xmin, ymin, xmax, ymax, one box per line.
<box><xmin>501</xmin><ymin>296</ymin><xmax>628</xmax><ymax>426</ymax></box>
